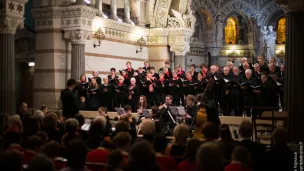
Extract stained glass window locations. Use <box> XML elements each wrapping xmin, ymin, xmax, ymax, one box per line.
<box><xmin>225</xmin><ymin>17</ymin><xmax>237</xmax><ymax>44</ymax></box>
<box><xmin>277</xmin><ymin>17</ymin><xmax>286</xmax><ymax>44</ymax></box>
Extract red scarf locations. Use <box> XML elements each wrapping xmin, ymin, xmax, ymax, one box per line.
<box><xmin>118</xmin><ymin>82</ymin><xmax>123</xmax><ymax>86</ymax></box>
<box><xmin>81</xmin><ymin>80</ymin><xmax>86</xmax><ymax>83</ymax></box>
<box><xmin>159</xmin><ymin>78</ymin><xmax>165</xmax><ymax>82</ymax></box>
<box><xmin>187</xmin><ymin>76</ymin><xmax>192</xmax><ymax>81</ymax></box>
<box><xmin>124</xmin><ymin>75</ymin><xmax>128</xmax><ymax>79</ymax></box>
<box><xmin>173</xmin><ymin>76</ymin><xmax>178</xmax><ymax>80</ymax></box>
<box><xmin>165</xmin><ymin>72</ymin><xmax>170</xmax><ymax>77</ymax></box>
<box><xmin>127</xmin><ymin>67</ymin><xmax>132</xmax><ymax>72</ymax></box>
<box><xmin>177</xmin><ymin>70</ymin><xmax>183</xmax><ymax>75</ymax></box>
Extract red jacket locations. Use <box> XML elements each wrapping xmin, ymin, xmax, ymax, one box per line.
<box><xmin>156</xmin><ymin>155</ymin><xmax>177</xmax><ymax>171</ymax></box>
<box><xmin>178</xmin><ymin>160</ymin><xmax>197</xmax><ymax>171</ymax></box>
<box><xmin>225</xmin><ymin>163</ymin><xmax>252</xmax><ymax>171</ymax></box>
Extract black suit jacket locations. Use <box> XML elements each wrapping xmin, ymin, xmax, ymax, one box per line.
<box><xmin>240</xmin><ymin>139</ymin><xmax>267</xmax><ymax>171</ymax></box>
<box><xmin>60</xmin><ymin>89</ymin><xmax>80</xmax><ymax>118</ymax></box>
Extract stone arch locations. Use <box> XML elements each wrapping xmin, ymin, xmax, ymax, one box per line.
<box><xmin>260</xmin><ymin>1</ymin><xmax>282</xmax><ymax>26</ymax></box>
<box><xmin>263</xmin><ymin>10</ymin><xmax>285</xmax><ymax>29</ymax></box>
<box><xmin>222</xmin><ymin>9</ymin><xmax>253</xmax><ymax>33</ymax></box>
<box><xmin>191</xmin><ymin>0</ymin><xmax>217</xmax><ymax>18</ymax></box>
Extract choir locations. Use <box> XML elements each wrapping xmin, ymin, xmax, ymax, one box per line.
<box><xmin>74</xmin><ymin>57</ymin><xmax>284</xmax><ymax>118</ymax></box>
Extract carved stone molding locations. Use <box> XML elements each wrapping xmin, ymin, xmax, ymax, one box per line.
<box><xmin>64</xmin><ymin>29</ymin><xmax>92</xmax><ymax>44</ymax></box>
<box><xmin>60</xmin><ymin>5</ymin><xmax>98</xmax><ymax>19</ymax></box>
<box><xmin>276</xmin><ymin>0</ymin><xmax>304</xmax><ymax>13</ymax></box>
<box><xmin>0</xmin><ymin>16</ymin><xmax>24</xmax><ymax>34</ymax></box>
<box><xmin>0</xmin><ymin>0</ymin><xmax>28</xmax><ymax>34</ymax></box>
<box><xmin>32</xmin><ymin>7</ymin><xmax>62</xmax><ymax>19</ymax></box>
<box><xmin>153</xmin><ymin>0</ymin><xmax>172</xmax><ymax>27</ymax></box>
<box><xmin>168</xmin><ymin>28</ymin><xmax>193</xmax><ymax>55</ymax></box>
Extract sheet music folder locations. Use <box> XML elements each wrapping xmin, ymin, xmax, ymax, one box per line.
<box><xmin>169</xmin><ymin>106</ymin><xmax>187</xmax><ymax>116</ymax></box>
<box><xmin>142</xmin><ymin>109</ymin><xmax>152</xmax><ymax>118</ymax></box>
<box><xmin>114</xmin><ymin>108</ymin><xmax>125</xmax><ymax>115</ymax></box>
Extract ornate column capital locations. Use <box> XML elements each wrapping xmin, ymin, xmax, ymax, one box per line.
<box><xmin>0</xmin><ymin>0</ymin><xmax>28</xmax><ymax>34</ymax></box>
<box><xmin>64</xmin><ymin>29</ymin><xmax>92</xmax><ymax>44</ymax></box>
<box><xmin>168</xmin><ymin>28</ymin><xmax>193</xmax><ymax>56</ymax></box>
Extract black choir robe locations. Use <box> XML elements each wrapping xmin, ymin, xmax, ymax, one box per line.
<box><xmin>127</xmin><ymin>85</ymin><xmax>140</xmax><ymax>112</ymax></box>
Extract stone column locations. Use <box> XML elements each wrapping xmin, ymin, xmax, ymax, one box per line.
<box><xmin>95</xmin><ymin>0</ymin><xmax>104</xmax><ymax>16</ymax></box>
<box><xmin>0</xmin><ymin>34</ymin><xmax>16</xmax><ymax>115</ymax></box>
<box><xmin>111</xmin><ymin>0</ymin><xmax>119</xmax><ymax>20</ymax></box>
<box><xmin>284</xmin><ymin>11</ymin><xmax>304</xmax><ymax>143</ymax></box>
<box><xmin>0</xmin><ymin>0</ymin><xmax>27</xmax><ymax>114</ymax></box>
<box><xmin>124</xmin><ymin>0</ymin><xmax>131</xmax><ymax>23</ymax></box>
<box><xmin>175</xmin><ymin>55</ymin><xmax>186</xmax><ymax>70</ymax></box>
<box><xmin>64</xmin><ymin>30</ymin><xmax>90</xmax><ymax>80</ymax></box>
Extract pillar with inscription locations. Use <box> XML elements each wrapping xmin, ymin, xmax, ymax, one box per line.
<box><xmin>279</xmin><ymin>0</ymin><xmax>304</xmax><ymax>143</ymax></box>
<box><xmin>0</xmin><ymin>0</ymin><xmax>28</xmax><ymax>114</ymax></box>
<box><xmin>168</xmin><ymin>28</ymin><xmax>193</xmax><ymax>70</ymax></box>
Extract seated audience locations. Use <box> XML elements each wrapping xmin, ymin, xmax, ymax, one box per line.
<box><xmin>28</xmin><ymin>154</ymin><xmax>56</xmax><ymax>171</ymax></box>
<box><xmin>61</xmin><ymin>118</ymin><xmax>82</xmax><ymax>147</ymax></box>
<box><xmin>42</xmin><ymin>113</ymin><xmax>63</xmax><ymax>143</ymax></box>
<box><xmin>41</xmin><ymin>141</ymin><xmax>66</xmax><ymax>170</ymax></box>
<box><xmin>113</xmin><ymin>132</ymin><xmax>132</xmax><ymax>169</ymax></box>
<box><xmin>128</xmin><ymin>140</ymin><xmax>160</xmax><ymax>171</ymax></box>
<box><xmin>35</xmin><ymin>131</ymin><xmax>49</xmax><ymax>144</ymax></box>
<box><xmin>106</xmin><ymin>150</ymin><xmax>124</xmax><ymax>171</ymax></box>
<box><xmin>225</xmin><ymin>146</ymin><xmax>252</xmax><ymax>171</ymax></box>
<box><xmin>86</xmin><ymin>141</ymin><xmax>111</xmax><ymax>164</ymax></box>
<box><xmin>238</xmin><ymin>120</ymin><xmax>266</xmax><ymax>171</ymax></box>
<box><xmin>197</xmin><ymin>141</ymin><xmax>224</xmax><ymax>171</ymax></box>
<box><xmin>153</xmin><ymin>134</ymin><xmax>177</xmax><ymax>171</ymax></box>
<box><xmin>138</xmin><ymin>119</ymin><xmax>156</xmax><ymax>144</ymax></box>
<box><xmin>86</xmin><ymin>116</ymin><xmax>107</xmax><ymax>149</ymax></box>
<box><xmin>0</xmin><ymin>150</ymin><xmax>22</xmax><ymax>171</ymax></box>
<box><xmin>74</xmin><ymin>114</ymin><xmax>89</xmax><ymax>141</ymax></box>
<box><xmin>218</xmin><ymin>124</ymin><xmax>240</xmax><ymax>162</ymax></box>
<box><xmin>98</xmin><ymin>107</ymin><xmax>112</xmax><ymax>134</ymax></box>
<box><xmin>166</xmin><ymin>125</ymin><xmax>189</xmax><ymax>163</ymax></box>
<box><xmin>202</xmin><ymin>121</ymin><xmax>219</xmax><ymax>141</ymax></box>
<box><xmin>23</xmin><ymin>116</ymin><xmax>42</xmax><ymax>141</ymax></box>
<box><xmin>23</xmin><ymin>135</ymin><xmax>43</xmax><ymax>165</ymax></box>
<box><xmin>178</xmin><ymin>138</ymin><xmax>202</xmax><ymax>171</ymax></box>
<box><xmin>61</xmin><ymin>140</ymin><xmax>88</xmax><ymax>171</ymax></box>
<box><xmin>266</xmin><ymin>127</ymin><xmax>293</xmax><ymax>171</ymax></box>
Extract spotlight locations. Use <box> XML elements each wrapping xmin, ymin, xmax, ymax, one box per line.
<box><xmin>28</xmin><ymin>62</ymin><xmax>35</xmax><ymax>67</ymax></box>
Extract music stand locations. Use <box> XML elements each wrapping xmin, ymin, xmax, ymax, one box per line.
<box><xmin>142</xmin><ymin>109</ymin><xmax>152</xmax><ymax>118</ymax></box>
<box><xmin>114</xmin><ymin>108</ymin><xmax>125</xmax><ymax>115</ymax></box>
<box><xmin>166</xmin><ymin>106</ymin><xmax>177</xmax><ymax>124</ymax></box>
<box><xmin>176</xmin><ymin>107</ymin><xmax>187</xmax><ymax>116</ymax></box>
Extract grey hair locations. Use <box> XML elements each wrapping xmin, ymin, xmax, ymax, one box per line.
<box><xmin>253</xmin><ymin>63</ymin><xmax>260</xmax><ymax>68</ymax></box>
<box><xmin>93</xmin><ymin>116</ymin><xmax>107</xmax><ymax>129</ymax></box>
<box><xmin>245</xmin><ymin>69</ymin><xmax>252</xmax><ymax>74</ymax></box>
<box><xmin>33</xmin><ymin>110</ymin><xmax>44</xmax><ymax>121</ymax></box>
<box><xmin>139</xmin><ymin>119</ymin><xmax>155</xmax><ymax>135</ymax></box>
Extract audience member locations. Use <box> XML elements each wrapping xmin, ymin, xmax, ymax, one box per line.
<box><xmin>41</xmin><ymin>141</ymin><xmax>65</xmax><ymax>170</ymax></box>
<box><xmin>166</xmin><ymin>125</ymin><xmax>189</xmax><ymax>163</ymax></box>
<box><xmin>202</xmin><ymin>121</ymin><xmax>219</xmax><ymax>140</ymax></box>
<box><xmin>61</xmin><ymin>140</ymin><xmax>88</xmax><ymax>171</ymax></box>
<box><xmin>225</xmin><ymin>146</ymin><xmax>252</xmax><ymax>171</ymax></box>
<box><xmin>28</xmin><ymin>154</ymin><xmax>56</xmax><ymax>171</ymax></box>
<box><xmin>138</xmin><ymin>119</ymin><xmax>156</xmax><ymax>143</ymax></box>
<box><xmin>197</xmin><ymin>141</ymin><xmax>224</xmax><ymax>171</ymax></box>
<box><xmin>86</xmin><ymin>116</ymin><xmax>107</xmax><ymax>149</ymax></box>
<box><xmin>35</xmin><ymin>131</ymin><xmax>49</xmax><ymax>144</ymax></box>
<box><xmin>266</xmin><ymin>127</ymin><xmax>293</xmax><ymax>171</ymax></box>
<box><xmin>0</xmin><ymin>150</ymin><xmax>22</xmax><ymax>171</ymax></box>
<box><xmin>113</xmin><ymin>132</ymin><xmax>132</xmax><ymax>169</ymax></box>
<box><xmin>23</xmin><ymin>135</ymin><xmax>43</xmax><ymax>165</ymax></box>
<box><xmin>61</xmin><ymin>118</ymin><xmax>82</xmax><ymax>147</ymax></box>
<box><xmin>128</xmin><ymin>140</ymin><xmax>160</xmax><ymax>171</ymax></box>
<box><xmin>153</xmin><ymin>134</ymin><xmax>177</xmax><ymax>171</ymax></box>
<box><xmin>239</xmin><ymin>120</ymin><xmax>266</xmax><ymax>171</ymax></box>
<box><xmin>74</xmin><ymin>114</ymin><xmax>89</xmax><ymax>141</ymax></box>
<box><xmin>106</xmin><ymin>150</ymin><xmax>124</xmax><ymax>171</ymax></box>
<box><xmin>218</xmin><ymin>124</ymin><xmax>240</xmax><ymax>162</ymax></box>
<box><xmin>178</xmin><ymin>138</ymin><xmax>202</xmax><ymax>171</ymax></box>
<box><xmin>42</xmin><ymin>113</ymin><xmax>63</xmax><ymax>143</ymax></box>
